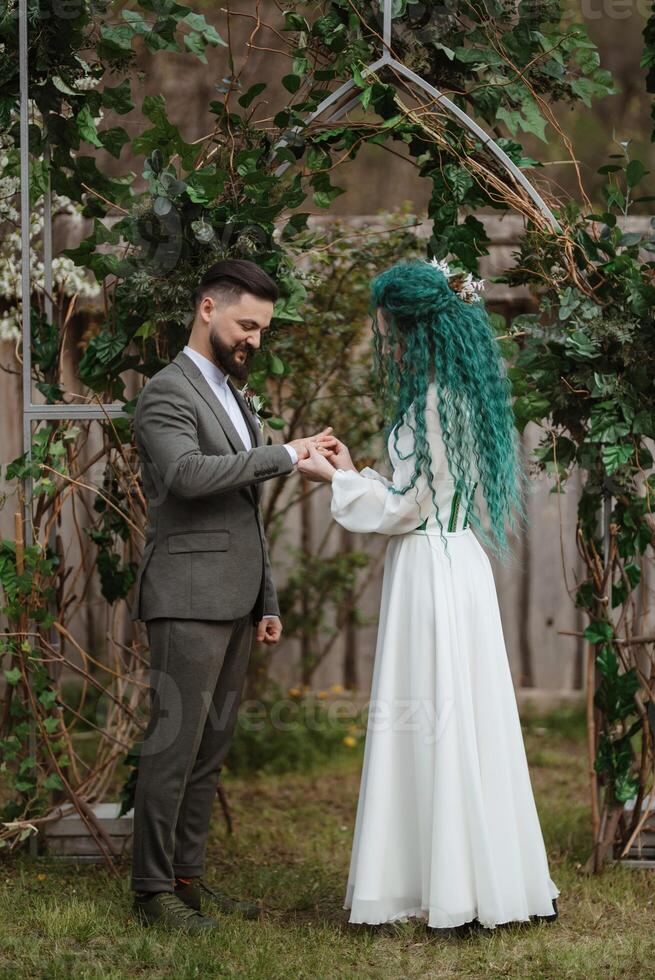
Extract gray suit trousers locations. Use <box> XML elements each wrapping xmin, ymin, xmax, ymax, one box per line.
<box><xmin>130</xmin><ymin>613</ymin><xmax>254</xmax><ymax>891</ymax></box>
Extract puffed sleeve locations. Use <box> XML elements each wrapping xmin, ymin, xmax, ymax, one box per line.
<box><xmin>358</xmin><ymin>466</ymin><xmax>392</xmax><ymax>488</ymax></box>
<box><xmin>330</xmin><ymin>402</ymin><xmax>445</xmax><ymax>535</ymax></box>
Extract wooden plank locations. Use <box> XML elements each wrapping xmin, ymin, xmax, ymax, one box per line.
<box><xmin>46</xmin><ymin>834</ymin><xmax>132</xmax><ymax>858</ymax></box>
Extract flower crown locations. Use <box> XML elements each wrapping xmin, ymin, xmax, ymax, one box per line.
<box><xmin>426</xmin><ymin>257</ymin><xmax>485</xmax><ymax>304</ymax></box>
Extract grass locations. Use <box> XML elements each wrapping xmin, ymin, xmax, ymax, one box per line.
<box><xmin>0</xmin><ymin>705</ymin><xmax>653</xmax><ymax>979</ymax></box>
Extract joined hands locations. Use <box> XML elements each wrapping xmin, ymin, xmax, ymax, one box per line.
<box><xmin>294</xmin><ymin>431</ymin><xmax>356</xmax><ymax>484</ymax></box>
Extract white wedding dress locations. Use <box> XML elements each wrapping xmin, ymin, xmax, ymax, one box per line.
<box><xmin>330</xmin><ymin>382</ymin><xmax>560</xmax><ymax>930</ymax></box>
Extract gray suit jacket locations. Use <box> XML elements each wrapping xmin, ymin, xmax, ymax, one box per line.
<box><xmin>129</xmin><ymin>350</ymin><xmax>294</xmax><ymax>623</ymax></box>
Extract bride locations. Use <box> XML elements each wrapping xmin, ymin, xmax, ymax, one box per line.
<box><xmin>297</xmin><ymin>258</ymin><xmax>560</xmax><ymax>931</ymax></box>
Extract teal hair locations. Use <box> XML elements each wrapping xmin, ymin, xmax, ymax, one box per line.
<box><xmin>369</xmin><ymin>258</ymin><xmax>528</xmax><ymax>559</ymax></box>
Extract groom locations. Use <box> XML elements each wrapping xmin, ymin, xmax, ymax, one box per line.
<box><xmin>129</xmin><ymin>259</ymin><xmax>335</xmax><ymax>931</ymax></box>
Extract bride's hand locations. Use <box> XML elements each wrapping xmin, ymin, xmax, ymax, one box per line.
<box><xmin>324</xmin><ymin>438</ymin><xmax>356</xmax><ymax>472</ymax></box>
<box><xmin>297</xmin><ymin>444</ymin><xmax>337</xmax><ymax>483</ymax></box>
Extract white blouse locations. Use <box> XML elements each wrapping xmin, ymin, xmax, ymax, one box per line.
<box><xmin>330</xmin><ymin>383</ymin><xmax>476</xmax><ymax>536</ymax></box>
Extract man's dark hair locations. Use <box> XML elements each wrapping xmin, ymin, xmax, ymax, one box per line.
<box><xmin>193</xmin><ymin>259</ymin><xmax>278</xmax><ymax>310</ymax></box>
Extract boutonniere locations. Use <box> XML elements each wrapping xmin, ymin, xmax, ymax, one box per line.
<box><xmin>240</xmin><ymin>385</ymin><xmax>266</xmax><ymax>433</ymax></box>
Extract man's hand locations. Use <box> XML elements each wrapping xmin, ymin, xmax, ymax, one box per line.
<box><xmin>297</xmin><ymin>444</ymin><xmax>338</xmax><ymax>483</ymax></box>
<box><xmin>288</xmin><ymin>427</ymin><xmax>337</xmax><ymax>461</ymax></box>
<box><xmin>256</xmin><ymin>616</ymin><xmax>283</xmax><ymax>644</ymax></box>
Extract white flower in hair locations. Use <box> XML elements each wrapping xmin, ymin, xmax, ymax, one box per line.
<box><xmin>426</xmin><ymin>256</ymin><xmax>485</xmax><ymax>303</ymax></box>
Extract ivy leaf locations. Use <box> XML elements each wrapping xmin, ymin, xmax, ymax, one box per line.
<box><xmin>360</xmin><ymin>85</ymin><xmax>373</xmax><ymax>110</ymax></box>
<box><xmin>121</xmin><ymin>9</ymin><xmax>148</xmax><ymax>34</ymax></box>
<box><xmin>101</xmin><ymin>79</ymin><xmax>134</xmax><ymax>115</ymax></box>
<box><xmin>281</xmin><ymin>212</ymin><xmax>310</xmax><ymax>240</ymax></box>
<box><xmin>601</xmin><ymin>443</ymin><xmax>633</xmax><ymax>474</ymax></box>
<box><xmin>3</xmin><ymin>667</ymin><xmax>21</xmax><ymax>685</ymax></box>
<box><xmin>513</xmin><ymin>392</ymin><xmax>550</xmax><ymax>430</ymax></box>
<box><xmin>98</xmin><ymin>24</ymin><xmax>134</xmax><ymax>56</ymax></box>
<box><xmin>186</xmin><ymin>167</ymin><xmax>227</xmax><ymax>204</ymax></box>
<box><xmin>282</xmin><ymin>74</ymin><xmax>302</xmax><ymax>94</ymax></box>
<box><xmin>43</xmin><ymin>773</ymin><xmax>64</xmax><ymax>792</ymax></box>
<box><xmin>76</xmin><ymin>105</ymin><xmax>103</xmax><ymax>148</ymax></box>
<box><xmin>452</xmin><ymin>46</ymin><xmax>505</xmax><ymax>67</ymax></box>
<box><xmin>588</xmin><ymin>405</ymin><xmax>630</xmax><ymax>443</ymax></box>
<box><xmin>283</xmin><ymin>12</ymin><xmax>310</xmax><ymax>31</ymax></box>
<box><xmin>238</xmin><ymin>83</ymin><xmax>266</xmax><ymax>108</ymax></box>
<box><xmin>584</xmin><ymin>621</ymin><xmax>614</xmax><ymax>644</ymax></box>
<box><xmin>98</xmin><ymin>127</ymin><xmax>130</xmax><ymax>159</ymax></box>
<box><xmin>497</xmin><ymin>95</ymin><xmax>547</xmax><ymax>142</ymax></box>
<box><xmin>615</xmin><ymin>773</ymin><xmax>640</xmax><ymax>803</ymax></box>
<box><xmin>270</xmin><ymin>355</ymin><xmax>285</xmax><ymax>377</ymax></box>
<box><xmin>182</xmin><ymin>11</ymin><xmax>227</xmax><ymax>48</ymax></box>
<box><xmin>38</xmin><ymin>688</ymin><xmax>57</xmax><ymax>709</ymax></box>
<box><xmin>184</xmin><ymin>32</ymin><xmax>210</xmax><ymax>63</ymax></box>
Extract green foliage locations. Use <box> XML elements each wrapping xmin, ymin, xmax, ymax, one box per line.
<box><xmin>226</xmin><ymin>683</ymin><xmax>363</xmax><ymax>776</ymax></box>
<box><xmin>0</xmin><ymin>547</ymin><xmax>64</xmax><ymax>825</ymax></box>
<box><xmin>510</xmin><ymin>148</ymin><xmax>655</xmax><ymax>811</ymax></box>
<box><xmin>278</xmin><ymin>549</ymin><xmax>371</xmax><ymax>676</ymax></box>
<box><xmin>642</xmin><ymin>1</ymin><xmax>655</xmax><ymax>140</ymax></box>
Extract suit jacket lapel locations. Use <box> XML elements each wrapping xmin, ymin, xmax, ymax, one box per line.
<box><xmin>174</xmin><ymin>351</ymin><xmax>247</xmax><ymax>452</ymax></box>
<box><xmin>228</xmin><ymin>378</ymin><xmax>263</xmax><ymax>506</ymax></box>
<box><xmin>228</xmin><ymin>378</ymin><xmax>262</xmax><ymax>450</ymax></box>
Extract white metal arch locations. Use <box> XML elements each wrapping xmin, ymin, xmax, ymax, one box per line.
<box><xmin>14</xmin><ymin>0</ymin><xmax>562</xmax><ymax>856</ymax></box>
<box><xmin>274</xmin><ymin>0</ymin><xmax>561</xmax><ymax>234</ymax></box>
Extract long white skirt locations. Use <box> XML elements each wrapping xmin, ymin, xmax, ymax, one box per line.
<box><xmin>344</xmin><ymin>526</ymin><xmax>560</xmax><ymax>930</ymax></box>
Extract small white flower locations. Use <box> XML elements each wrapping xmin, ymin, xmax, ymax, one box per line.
<box><xmin>426</xmin><ymin>256</ymin><xmax>484</xmax><ymax>302</ymax></box>
<box><xmin>429</xmin><ymin>257</ymin><xmax>452</xmax><ymax>277</ymax></box>
<box><xmin>0</xmin><ymin>103</ymin><xmax>102</xmax><ymax>343</ymax></box>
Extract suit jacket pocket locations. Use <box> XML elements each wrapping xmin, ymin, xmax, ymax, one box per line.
<box><xmin>167</xmin><ymin>530</ymin><xmax>230</xmax><ymax>553</ymax></box>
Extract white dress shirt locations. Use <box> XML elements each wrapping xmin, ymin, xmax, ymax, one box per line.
<box><xmin>182</xmin><ymin>345</ymin><xmax>297</xmax><ymax>464</ymax></box>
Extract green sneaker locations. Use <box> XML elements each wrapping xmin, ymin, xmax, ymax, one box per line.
<box><xmin>175</xmin><ymin>878</ymin><xmax>262</xmax><ymax>920</ymax></box>
<box><xmin>133</xmin><ymin>890</ymin><xmax>218</xmax><ymax>931</ymax></box>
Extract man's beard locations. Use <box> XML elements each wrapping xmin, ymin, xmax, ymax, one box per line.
<box><xmin>208</xmin><ymin>330</ymin><xmax>254</xmax><ymax>382</ymax></box>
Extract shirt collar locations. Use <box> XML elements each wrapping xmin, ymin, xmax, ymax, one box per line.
<box><xmin>183</xmin><ymin>345</ymin><xmax>229</xmax><ymax>388</ymax></box>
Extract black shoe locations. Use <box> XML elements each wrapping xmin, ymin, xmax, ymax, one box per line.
<box><xmin>174</xmin><ymin>877</ymin><xmax>262</xmax><ymax>920</ymax></box>
<box><xmin>133</xmin><ymin>890</ymin><xmax>218</xmax><ymax>931</ymax></box>
<box><xmin>533</xmin><ymin>898</ymin><xmax>558</xmax><ymax>923</ymax></box>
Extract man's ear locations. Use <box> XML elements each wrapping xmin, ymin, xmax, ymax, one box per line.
<box><xmin>199</xmin><ymin>295</ymin><xmax>214</xmax><ymax>325</ymax></box>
